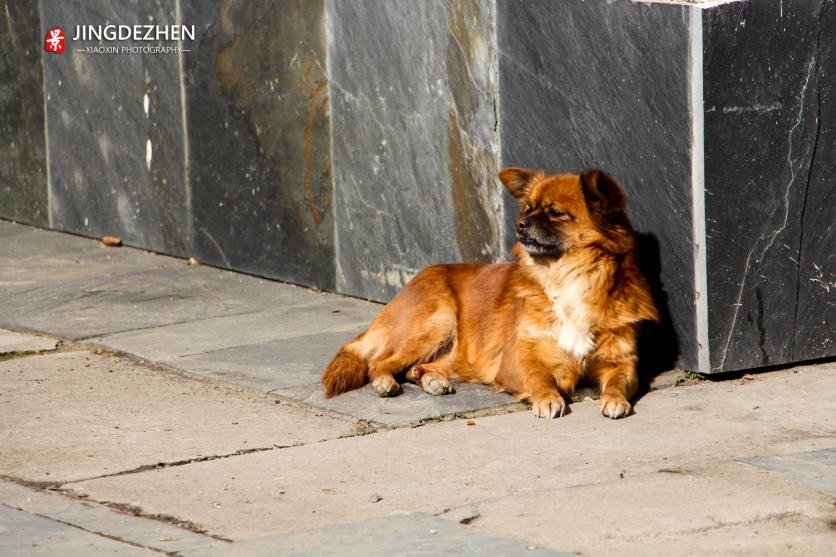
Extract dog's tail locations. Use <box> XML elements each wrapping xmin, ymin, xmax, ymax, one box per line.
<box><xmin>322</xmin><ymin>343</ymin><xmax>369</xmax><ymax>398</ymax></box>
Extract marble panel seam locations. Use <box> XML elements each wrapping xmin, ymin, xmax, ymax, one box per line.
<box><xmin>689</xmin><ymin>5</ymin><xmax>710</xmax><ymax>373</ymax></box>
<box><xmin>38</xmin><ymin>1</ymin><xmax>53</xmax><ymax>229</ymax></box>
<box><xmin>324</xmin><ymin>0</ymin><xmax>342</xmax><ymax>292</ymax></box>
<box><xmin>175</xmin><ymin>0</ymin><xmax>193</xmax><ymax>253</ymax></box>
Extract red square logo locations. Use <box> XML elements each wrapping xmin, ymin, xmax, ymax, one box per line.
<box><xmin>44</xmin><ymin>26</ymin><xmax>65</xmax><ymax>54</ymax></box>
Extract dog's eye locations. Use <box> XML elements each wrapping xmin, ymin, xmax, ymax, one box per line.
<box><xmin>547</xmin><ymin>207</ymin><xmax>565</xmax><ymax>218</ymax></box>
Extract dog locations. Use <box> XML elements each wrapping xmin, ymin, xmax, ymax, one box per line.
<box><xmin>322</xmin><ymin>168</ymin><xmax>659</xmax><ymax>419</ymax></box>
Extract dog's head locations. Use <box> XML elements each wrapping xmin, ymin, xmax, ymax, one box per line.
<box><xmin>499</xmin><ymin>168</ymin><xmax>631</xmax><ymax>259</ymax></box>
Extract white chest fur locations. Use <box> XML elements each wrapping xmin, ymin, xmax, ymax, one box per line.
<box><xmin>521</xmin><ymin>253</ymin><xmax>599</xmax><ymax>361</ymax></box>
<box><xmin>543</xmin><ymin>276</ymin><xmax>595</xmax><ymax>360</ymax></box>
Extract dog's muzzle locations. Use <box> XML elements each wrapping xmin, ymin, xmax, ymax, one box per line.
<box><xmin>517</xmin><ymin>231</ymin><xmax>563</xmax><ymax>257</ymax></box>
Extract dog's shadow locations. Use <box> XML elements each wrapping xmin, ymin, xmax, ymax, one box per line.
<box><xmin>634</xmin><ymin>233</ymin><xmax>680</xmax><ymax>401</ymax></box>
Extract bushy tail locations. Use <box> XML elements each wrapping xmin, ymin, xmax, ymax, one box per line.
<box><xmin>322</xmin><ymin>346</ymin><xmax>369</xmax><ymax>398</ymax></box>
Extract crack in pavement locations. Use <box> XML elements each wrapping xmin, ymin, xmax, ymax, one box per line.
<box><xmin>45</xmin><ymin>494</ymin><xmax>232</xmax><ymax>544</ymax></box>
<box><xmin>61</xmin><ymin>445</ymin><xmax>289</xmax><ymax>486</ymax></box>
<box><xmin>1</xmin><ymin>501</ymin><xmax>171</xmax><ymax>555</ymax></box>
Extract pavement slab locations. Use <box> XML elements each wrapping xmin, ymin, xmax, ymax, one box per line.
<box><xmin>96</xmin><ymin>298</ymin><xmax>380</xmax><ymax>363</ymax></box>
<box><xmin>747</xmin><ymin>446</ymin><xmax>836</xmax><ymax>497</ymax></box>
<box><xmin>0</xmin><ymin>481</ymin><xmax>221</xmax><ymax>554</ymax></box>
<box><xmin>173</xmin><ymin>330</ymin><xmax>364</xmax><ymax>394</ymax></box>
<box><xmin>0</xmin><ymin>220</ymin><xmax>341</xmax><ymax>339</ymax></box>
<box><xmin>185</xmin><ymin>512</ymin><xmax>568</xmax><ymax>556</ymax></box>
<box><xmin>0</xmin><ymin>504</ymin><xmax>155</xmax><ymax>557</ymax></box>
<box><xmin>471</xmin><ymin>461</ymin><xmax>836</xmax><ymax>556</ymax></box>
<box><xmin>0</xmin><ymin>329</ymin><xmax>58</xmax><ymax>354</ymax></box>
<box><xmin>65</xmin><ymin>364</ymin><xmax>836</xmax><ymax>547</ymax></box>
<box><xmin>0</xmin><ymin>263</ymin><xmax>328</xmax><ymax>340</ymax></box>
<box><xmin>0</xmin><ymin>350</ymin><xmax>354</xmax><ymax>484</ymax></box>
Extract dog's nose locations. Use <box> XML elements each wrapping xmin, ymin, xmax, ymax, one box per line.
<box><xmin>516</xmin><ymin>220</ymin><xmax>529</xmax><ymax>233</ymax></box>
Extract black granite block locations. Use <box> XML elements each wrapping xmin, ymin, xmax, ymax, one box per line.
<box><xmin>497</xmin><ymin>0</ymin><xmax>696</xmax><ymax>370</ymax></box>
<box><xmin>703</xmin><ymin>0</ymin><xmax>834</xmax><ymax>371</ymax></box>
<box><xmin>328</xmin><ymin>0</ymin><xmax>504</xmax><ymax>300</ymax></box>
<box><xmin>40</xmin><ymin>0</ymin><xmax>188</xmax><ymax>256</ymax></box>
<box><xmin>182</xmin><ymin>0</ymin><xmax>335</xmax><ymax>290</ymax></box>
<box><xmin>0</xmin><ymin>1</ymin><xmax>48</xmax><ymax>226</ymax></box>
<box><xmin>794</xmin><ymin>0</ymin><xmax>835</xmax><ymax>361</ymax></box>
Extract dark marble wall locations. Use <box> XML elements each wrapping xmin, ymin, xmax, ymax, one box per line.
<box><xmin>40</xmin><ymin>0</ymin><xmax>189</xmax><ymax>256</ymax></box>
<box><xmin>0</xmin><ymin>1</ymin><xmax>48</xmax><ymax>226</ymax></box>
<box><xmin>498</xmin><ymin>0</ymin><xmax>697</xmax><ymax>369</ymax></box>
<box><xmin>182</xmin><ymin>0</ymin><xmax>335</xmax><ymax>290</ymax></box>
<box><xmin>328</xmin><ymin>0</ymin><xmax>504</xmax><ymax>300</ymax></box>
<box><xmin>703</xmin><ymin>0</ymin><xmax>835</xmax><ymax>371</ymax></box>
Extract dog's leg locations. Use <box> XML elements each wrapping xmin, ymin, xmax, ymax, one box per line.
<box><xmin>595</xmin><ymin>362</ymin><xmax>638</xmax><ymax>419</ymax></box>
<box><xmin>526</xmin><ymin>367</ymin><xmax>567</xmax><ymax>419</ymax></box>
<box><xmin>406</xmin><ymin>354</ymin><xmax>458</xmax><ymax>395</ymax></box>
<box><xmin>367</xmin><ymin>357</ymin><xmax>404</xmax><ymax>397</ymax></box>
<box><xmin>588</xmin><ymin>329</ymin><xmax>639</xmax><ymax>418</ymax></box>
<box><xmin>553</xmin><ymin>360</ymin><xmax>583</xmax><ymax>400</ymax></box>
<box><xmin>497</xmin><ymin>340</ymin><xmax>567</xmax><ymax>419</ymax></box>
<box><xmin>365</xmin><ymin>309</ymin><xmax>457</xmax><ymax>398</ymax></box>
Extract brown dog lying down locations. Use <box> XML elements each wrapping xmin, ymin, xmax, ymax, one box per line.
<box><xmin>322</xmin><ymin>168</ymin><xmax>659</xmax><ymax>419</ymax></box>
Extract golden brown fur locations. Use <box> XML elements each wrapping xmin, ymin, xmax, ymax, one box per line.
<box><xmin>323</xmin><ymin>168</ymin><xmax>659</xmax><ymax>418</ymax></box>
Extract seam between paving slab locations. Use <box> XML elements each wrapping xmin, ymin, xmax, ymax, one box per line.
<box><xmin>0</xmin><ymin>474</ymin><xmax>231</xmax><ymax>543</ymax></box>
<box><xmin>88</xmin><ymin>296</ymin><xmax>371</xmax><ymax>346</ymax></box>
<box><xmin>53</xmin><ymin>493</ymin><xmax>232</xmax><ymax>543</ymax></box>
<box><xmin>76</xmin><ymin>308</ymin><xmax>279</xmax><ymax>342</ymax></box>
<box><xmin>0</xmin><ymin>502</ymin><xmax>170</xmax><ymax>555</ymax></box>
<box><xmin>77</xmin><ymin>296</ymin><xmax>361</xmax><ymax>343</ymax></box>
<box><xmin>58</xmin><ymin>445</ymin><xmax>296</xmax><ymax>486</ymax></box>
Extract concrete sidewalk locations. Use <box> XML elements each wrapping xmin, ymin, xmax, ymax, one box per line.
<box><xmin>1</xmin><ymin>220</ymin><xmax>834</xmax><ymax>556</ymax></box>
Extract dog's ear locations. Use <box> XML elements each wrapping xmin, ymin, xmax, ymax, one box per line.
<box><xmin>580</xmin><ymin>170</ymin><xmax>628</xmax><ymax>227</ymax></box>
<box><xmin>498</xmin><ymin>167</ymin><xmax>536</xmax><ymax>201</ymax></box>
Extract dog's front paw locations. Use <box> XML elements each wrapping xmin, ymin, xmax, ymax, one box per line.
<box><xmin>421</xmin><ymin>373</ymin><xmax>453</xmax><ymax>395</ymax></box>
<box><xmin>600</xmin><ymin>395</ymin><xmax>631</xmax><ymax>419</ymax></box>
<box><xmin>531</xmin><ymin>395</ymin><xmax>566</xmax><ymax>418</ymax></box>
<box><xmin>371</xmin><ymin>375</ymin><xmax>402</xmax><ymax>397</ymax></box>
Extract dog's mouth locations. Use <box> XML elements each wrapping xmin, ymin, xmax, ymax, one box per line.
<box><xmin>518</xmin><ymin>233</ymin><xmax>563</xmax><ymax>258</ymax></box>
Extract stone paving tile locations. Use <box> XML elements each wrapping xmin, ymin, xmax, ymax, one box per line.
<box><xmin>0</xmin><ymin>504</ymin><xmax>154</xmax><ymax>556</ymax></box>
<box><xmin>0</xmin><ymin>329</ymin><xmax>57</xmax><ymax>354</ymax></box>
<box><xmin>0</xmin><ymin>481</ymin><xmax>220</xmax><ymax>555</ymax></box>
<box><xmin>0</xmin><ymin>263</ymin><xmax>326</xmax><ymax>340</ymax></box>
<box><xmin>0</xmin><ymin>351</ymin><xmax>353</xmax><ymax>483</ymax></box>
<box><xmin>97</xmin><ymin>299</ymin><xmax>379</xmax><ymax>362</ymax></box>
<box><xmin>0</xmin><ymin>220</ymin><xmax>329</xmax><ymax>339</ymax></box>
<box><xmin>746</xmin><ymin>446</ymin><xmax>836</xmax><ymax>496</ymax></box>
<box><xmin>173</xmin><ymin>330</ymin><xmax>363</xmax><ymax>394</ymax></box>
<box><xmin>185</xmin><ymin>513</ymin><xmax>566</xmax><ymax>556</ymax></box>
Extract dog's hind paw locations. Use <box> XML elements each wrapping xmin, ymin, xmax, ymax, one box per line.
<box><xmin>371</xmin><ymin>376</ymin><xmax>402</xmax><ymax>397</ymax></box>
<box><xmin>600</xmin><ymin>395</ymin><xmax>631</xmax><ymax>419</ymax></box>
<box><xmin>421</xmin><ymin>373</ymin><xmax>453</xmax><ymax>396</ymax></box>
<box><xmin>531</xmin><ymin>395</ymin><xmax>566</xmax><ymax>419</ymax></box>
